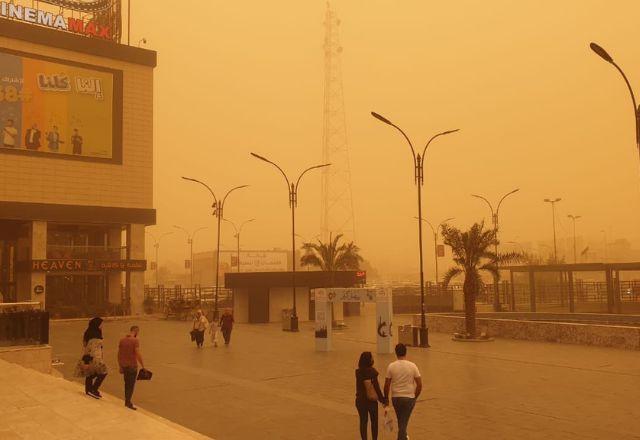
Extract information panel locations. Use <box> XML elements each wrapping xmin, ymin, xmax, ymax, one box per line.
<box><xmin>0</xmin><ymin>49</ymin><xmax>120</xmax><ymax>161</ymax></box>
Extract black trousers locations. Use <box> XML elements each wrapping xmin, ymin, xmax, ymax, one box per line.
<box><xmin>356</xmin><ymin>399</ymin><xmax>378</xmax><ymax>440</ymax></box>
<box><xmin>194</xmin><ymin>330</ymin><xmax>205</xmax><ymax>347</ymax></box>
<box><xmin>123</xmin><ymin>367</ymin><xmax>137</xmax><ymax>404</ymax></box>
<box><xmin>85</xmin><ymin>373</ymin><xmax>106</xmax><ymax>393</ymax></box>
<box><xmin>222</xmin><ymin>328</ymin><xmax>232</xmax><ymax>345</ymax></box>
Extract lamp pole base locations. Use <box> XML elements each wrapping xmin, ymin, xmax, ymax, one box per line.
<box><xmin>290</xmin><ymin>315</ymin><xmax>299</xmax><ymax>332</ymax></box>
<box><xmin>419</xmin><ymin>327</ymin><xmax>430</xmax><ymax>348</ymax></box>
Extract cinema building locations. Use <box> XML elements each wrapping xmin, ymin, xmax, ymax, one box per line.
<box><xmin>0</xmin><ymin>16</ymin><xmax>156</xmax><ymax>317</ymax></box>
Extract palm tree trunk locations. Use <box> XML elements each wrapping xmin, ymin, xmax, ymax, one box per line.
<box><xmin>463</xmin><ymin>277</ymin><xmax>477</xmax><ymax>337</ymax></box>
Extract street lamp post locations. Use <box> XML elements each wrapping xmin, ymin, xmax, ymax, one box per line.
<box><xmin>173</xmin><ymin>225</ymin><xmax>208</xmax><ymax>287</ymax></box>
<box><xmin>590</xmin><ymin>42</ymin><xmax>640</xmax><ymax>165</ymax></box>
<box><xmin>145</xmin><ymin>231</ymin><xmax>173</xmax><ymax>288</ymax></box>
<box><xmin>372</xmin><ymin>111</ymin><xmax>459</xmax><ymax>348</ymax></box>
<box><xmin>472</xmin><ymin>189</ymin><xmax>520</xmax><ymax>311</ymax></box>
<box><xmin>181</xmin><ymin>177</ymin><xmax>248</xmax><ymax>320</ymax></box>
<box><xmin>251</xmin><ymin>153</ymin><xmax>329</xmax><ymax>332</ymax></box>
<box><xmin>600</xmin><ymin>229</ymin><xmax>608</xmax><ymax>262</ymax></box>
<box><xmin>544</xmin><ymin>198</ymin><xmax>562</xmax><ymax>263</ymax></box>
<box><xmin>224</xmin><ymin>218</ymin><xmax>255</xmax><ymax>273</ymax></box>
<box><xmin>416</xmin><ymin>217</ymin><xmax>454</xmax><ymax>290</ymax></box>
<box><xmin>567</xmin><ymin>215</ymin><xmax>581</xmax><ymax>264</ymax></box>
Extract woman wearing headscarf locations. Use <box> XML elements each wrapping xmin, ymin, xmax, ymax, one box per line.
<box><xmin>74</xmin><ymin>317</ymin><xmax>108</xmax><ymax>398</ymax></box>
<box><xmin>192</xmin><ymin>310</ymin><xmax>208</xmax><ymax>348</ymax></box>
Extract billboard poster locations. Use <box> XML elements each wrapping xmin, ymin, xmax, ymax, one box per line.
<box><xmin>219</xmin><ymin>250</ymin><xmax>288</xmax><ymax>272</ymax></box>
<box><xmin>0</xmin><ymin>49</ymin><xmax>119</xmax><ymax>161</ymax></box>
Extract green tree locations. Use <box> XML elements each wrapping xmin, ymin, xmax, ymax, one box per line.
<box><xmin>300</xmin><ymin>234</ymin><xmax>363</xmax><ymax>271</ymax></box>
<box><xmin>441</xmin><ymin>222</ymin><xmax>521</xmax><ymax>337</ymax></box>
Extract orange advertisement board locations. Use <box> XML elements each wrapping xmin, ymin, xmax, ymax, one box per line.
<box><xmin>0</xmin><ymin>49</ymin><xmax>121</xmax><ymax>161</ymax></box>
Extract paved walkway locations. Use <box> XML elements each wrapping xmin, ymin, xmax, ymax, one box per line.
<box><xmin>0</xmin><ymin>357</ymin><xmax>211</xmax><ymax>439</ymax></box>
<box><xmin>49</xmin><ymin>313</ymin><xmax>640</xmax><ymax>440</ymax></box>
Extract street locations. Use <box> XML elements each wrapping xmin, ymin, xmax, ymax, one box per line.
<box><xmin>50</xmin><ymin>315</ymin><xmax>640</xmax><ymax>440</ymax></box>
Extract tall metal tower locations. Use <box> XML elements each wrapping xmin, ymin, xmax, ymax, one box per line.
<box><xmin>321</xmin><ymin>2</ymin><xmax>356</xmax><ymax>242</ymax></box>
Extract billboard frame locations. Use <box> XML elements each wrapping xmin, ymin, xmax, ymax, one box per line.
<box><xmin>0</xmin><ymin>46</ymin><xmax>123</xmax><ymax>164</ymax></box>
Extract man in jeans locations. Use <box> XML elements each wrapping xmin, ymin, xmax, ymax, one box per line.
<box><xmin>384</xmin><ymin>343</ymin><xmax>422</xmax><ymax>440</ymax></box>
<box><xmin>118</xmin><ymin>325</ymin><xmax>145</xmax><ymax>410</ymax></box>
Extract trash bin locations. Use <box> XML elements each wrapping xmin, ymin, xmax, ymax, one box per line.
<box><xmin>398</xmin><ymin>324</ymin><xmax>421</xmax><ymax>346</ymax></box>
<box><xmin>282</xmin><ymin>309</ymin><xmax>293</xmax><ymax>331</ymax></box>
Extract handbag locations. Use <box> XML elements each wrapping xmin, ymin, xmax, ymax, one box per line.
<box><xmin>190</xmin><ymin>329</ymin><xmax>197</xmax><ymax>341</ymax></box>
<box><xmin>363</xmin><ymin>379</ymin><xmax>378</xmax><ymax>402</ymax></box>
<box><xmin>137</xmin><ymin>368</ymin><xmax>153</xmax><ymax>381</ymax></box>
<box><xmin>383</xmin><ymin>407</ymin><xmax>397</xmax><ymax>436</ymax></box>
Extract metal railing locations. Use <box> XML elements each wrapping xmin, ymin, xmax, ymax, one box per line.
<box><xmin>144</xmin><ymin>285</ymin><xmax>233</xmax><ymax>318</ymax></box>
<box><xmin>0</xmin><ymin>302</ymin><xmax>49</xmax><ymax>347</ymax></box>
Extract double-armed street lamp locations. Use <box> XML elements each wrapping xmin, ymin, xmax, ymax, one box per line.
<box><xmin>567</xmin><ymin>215</ymin><xmax>582</xmax><ymax>264</ymax></box>
<box><xmin>472</xmin><ymin>189</ymin><xmax>520</xmax><ymax>311</ymax></box>
<box><xmin>145</xmin><ymin>231</ymin><xmax>173</xmax><ymax>288</ymax></box>
<box><xmin>181</xmin><ymin>177</ymin><xmax>248</xmax><ymax>320</ymax></box>
<box><xmin>224</xmin><ymin>218</ymin><xmax>255</xmax><ymax>273</ymax></box>
<box><xmin>173</xmin><ymin>225</ymin><xmax>208</xmax><ymax>287</ymax></box>
<box><xmin>544</xmin><ymin>198</ymin><xmax>562</xmax><ymax>263</ymax></box>
<box><xmin>371</xmin><ymin>111</ymin><xmax>459</xmax><ymax>347</ymax></box>
<box><xmin>251</xmin><ymin>152</ymin><xmax>330</xmax><ymax>332</ymax></box>
<box><xmin>416</xmin><ymin>217</ymin><xmax>454</xmax><ymax>291</ymax></box>
<box><xmin>590</xmin><ymin>42</ymin><xmax>640</xmax><ymax>165</ymax></box>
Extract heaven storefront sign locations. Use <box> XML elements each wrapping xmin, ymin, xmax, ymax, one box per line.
<box><xmin>0</xmin><ymin>2</ymin><xmax>111</xmax><ymax>39</ymax></box>
<box><xmin>30</xmin><ymin>259</ymin><xmax>147</xmax><ymax>272</ymax></box>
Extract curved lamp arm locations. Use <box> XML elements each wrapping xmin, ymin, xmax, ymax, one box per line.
<box><xmin>239</xmin><ymin>218</ymin><xmax>255</xmax><ymax>234</ymax></box>
<box><xmin>295</xmin><ymin>164</ymin><xmax>331</xmax><ymax>192</ymax></box>
<box><xmin>421</xmin><ymin>129</ymin><xmax>460</xmax><ymax>160</ymax></box>
<box><xmin>371</xmin><ymin>111</ymin><xmax>417</xmax><ymax>166</ymax></box>
<box><xmin>181</xmin><ymin>176</ymin><xmax>218</xmax><ymax>206</ymax></box>
<box><xmin>222</xmin><ymin>185</ymin><xmax>249</xmax><ymax>208</ymax></box>
<box><xmin>496</xmin><ymin>188</ymin><xmax>520</xmax><ymax>215</ymax></box>
<box><xmin>251</xmin><ymin>152</ymin><xmax>291</xmax><ymax>194</ymax></box>
<box><xmin>471</xmin><ymin>194</ymin><xmax>495</xmax><ymax>218</ymax></box>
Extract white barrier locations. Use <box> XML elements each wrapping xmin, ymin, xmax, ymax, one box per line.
<box><xmin>313</xmin><ymin>287</ymin><xmax>394</xmax><ymax>354</ymax></box>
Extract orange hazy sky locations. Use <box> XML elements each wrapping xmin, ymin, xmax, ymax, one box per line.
<box><xmin>133</xmin><ymin>0</ymin><xmax>640</xmax><ymax>278</ymax></box>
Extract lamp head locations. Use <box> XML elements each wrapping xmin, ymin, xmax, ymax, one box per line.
<box><xmin>590</xmin><ymin>42</ymin><xmax>614</xmax><ymax>63</ymax></box>
<box><xmin>371</xmin><ymin>111</ymin><xmax>393</xmax><ymax>125</ymax></box>
<box><xmin>441</xmin><ymin>129</ymin><xmax>460</xmax><ymax>136</ymax></box>
<box><xmin>250</xmin><ymin>152</ymin><xmax>269</xmax><ymax>162</ymax></box>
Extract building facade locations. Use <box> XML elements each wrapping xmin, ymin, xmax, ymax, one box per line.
<box><xmin>0</xmin><ymin>18</ymin><xmax>156</xmax><ymax>317</ymax></box>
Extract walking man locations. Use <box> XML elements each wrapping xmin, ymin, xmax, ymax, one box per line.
<box><xmin>118</xmin><ymin>325</ymin><xmax>145</xmax><ymax>410</ymax></box>
<box><xmin>384</xmin><ymin>343</ymin><xmax>422</xmax><ymax>440</ymax></box>
<box><xmin>219</xmin><ymin>308</ymin><xmax>234</xmax><ymax>346</ymax></box>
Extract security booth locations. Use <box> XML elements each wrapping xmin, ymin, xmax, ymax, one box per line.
<box><xmin>313</xmin><ymin>287</ymin><xmax>394</xmax><ymax>354</ymax></box>
<box><xmin>225</xmin><ymin>270</ymin><xmax>366</xmax><ymax>324</ymax></box>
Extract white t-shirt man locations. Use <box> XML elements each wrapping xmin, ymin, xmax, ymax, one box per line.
<box><xmin>3</xmin><ymin>125</ymin><xmax>17</xmax><ymax>146</ymax></box>
<box><xmin>386</xmin><ymin>359</ymin><xmax>421</xmax><ymax>398</ymax></box>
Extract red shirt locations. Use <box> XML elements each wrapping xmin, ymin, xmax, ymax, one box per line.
<box><xmin>118</xmin><ymin>335</ymin><xmax>139</xmax><ymax>369</ymax></box>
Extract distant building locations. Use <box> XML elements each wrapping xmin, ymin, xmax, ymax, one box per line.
<box><xmin>193</xmin><ymin>249</ymin><xmax>292</xmax><ymax>286</ymax></box>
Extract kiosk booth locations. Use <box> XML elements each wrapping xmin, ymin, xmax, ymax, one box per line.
<box><xmin>313</xmin><ymin>287</ymin><xmax>394</xmax><ymax>354</ymax></box>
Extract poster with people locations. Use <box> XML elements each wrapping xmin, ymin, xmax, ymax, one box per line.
<box><xmin>0</xmin><ymin>49</ymin><xmax>115</xmax><ymax>159</ymax></box>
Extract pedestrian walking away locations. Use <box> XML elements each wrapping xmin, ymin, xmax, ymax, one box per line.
<box><xmin>74</xmin><ymin>317</ymin><xmax>108</xmax><ymax>399</ymax></box>
<box><xmin>355</xmin><ymin>351</ymin><xmax>387</xmax><ymax>440</ymax></box>
<box><xmin>118</xmin><ymin>325</ymin><xmax>145</xmax><ymax>410</ymax></box>
<box><xmin>192</xmin><ymin>310</ymin><xmax>208</xmax><ymax>348</ymax></box>
<box><xmin>219</xmin><ymin>308</ymin><xmax>234</xmax><ymax>346</ymax></box>
<box><xmin>384</xmin><ymin>343</ymin><xmax>422</xmax><ymax>440</ymax></box>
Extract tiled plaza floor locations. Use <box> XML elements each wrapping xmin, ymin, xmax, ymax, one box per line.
<box><xmin>50</xmin><ymin>313</ymin><xmax>640</xmax><ymax>439</ymax></box>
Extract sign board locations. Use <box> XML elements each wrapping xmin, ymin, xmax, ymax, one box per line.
<box><xmin>30</xmin><ymin>259</ymin><xmax>147</xmax><ymax>272</ymax></box>
<box><xmin>150</xmin><ymin>261</ymin><xmax>157</xmax><ymax>270</ymax></box>
<box><xmin>185</xmin><ymin>259</ymin><xmax>191</xmax><ymax>269</ymax></box>
<box><xmin>0</xmin><ymin>2</ymin><xmax>114</xmax><ymax>40</ymax></box>
<box><xmin>33</xmin><ymin>285</ymin><xmax>44</xmax><ymax>295</ymax></box>
<box><xmin>313</xmin><ymin>287</ymin><xmax>393</xmax><ymax>354</ymax></box>
<box><xmin>0</xmin><ymin>48</ymin><xmax>121</xmax><ymax>163</ymax></box>
<box><xmin>436</xmin><ymin>244</ymin><xmax>445</xmax><ymax>257</ymax></box>
<box><xmin>220</xmin><ymin>250</ymin><xmax>288</xmax><ymax>272</ymax></box>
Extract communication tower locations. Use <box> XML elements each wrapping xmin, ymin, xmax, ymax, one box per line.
<box><xmin>321</xmin><ymin>2</ymin><xmax>356</xmax><ymax>242</ymax></box>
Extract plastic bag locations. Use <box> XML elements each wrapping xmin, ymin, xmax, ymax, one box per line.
<box><xmin>383</xmin><ymin>407</ymin><xmax>397</xmax><ymax>437</ymax></box>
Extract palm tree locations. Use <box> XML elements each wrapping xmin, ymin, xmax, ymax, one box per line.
<box><xmin>301</xmin><ymin>234</ymin><xmax>363</xmax><ymax>327</ymax></box>
<box><xmin>441</xmin><ymin>222</ymin><xmax>521</xmax><ymax>337</ymax></box>
<box><xmin>300</xmin><ymin>233</ymin><xmax>363</xmax><ymax>272</ymax></box>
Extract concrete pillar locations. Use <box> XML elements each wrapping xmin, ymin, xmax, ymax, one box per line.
<box><xmin>509</xmin><ymin>271</ymin><xmax>516</xmax><ymax>312</ymax></box>
<box><xmin>529</xmin><ymin>270</ymin><xmax>536</xmax><ymax>312</ymax></box>
<box><xmin>127</xmin><ymin>224</ymin><xmax>146</xmax><ymax>315</ymax></box>
<box><xmin>30</xmin><ymin>221</ymin><xmax>47</xmax><ymax>308</ymax></box>
<box><xmin>605</xmin><ymin>269</ymin><xmax>614</xmax><ymax>314</ymax></box>
<box><xmin>568</xmin><ymin>271</ymin><xmax>575</xmax><ymax>313</ymax></box>
<box><xmin>107</xmin><ymin>227</ymin><xmax>122</xmax><ymax>305</ymax></box>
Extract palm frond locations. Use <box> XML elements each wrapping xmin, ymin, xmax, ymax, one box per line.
<box><xmin>442</xmin><ymin>267</ymin><xmax>463</xmax><ymax>288</ymax></box>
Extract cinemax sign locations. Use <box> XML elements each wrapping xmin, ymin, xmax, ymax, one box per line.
<box><xmin>0</xmin><ymin>2</ymin><xmax>111</xmax><ymax>39</ymax></box>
